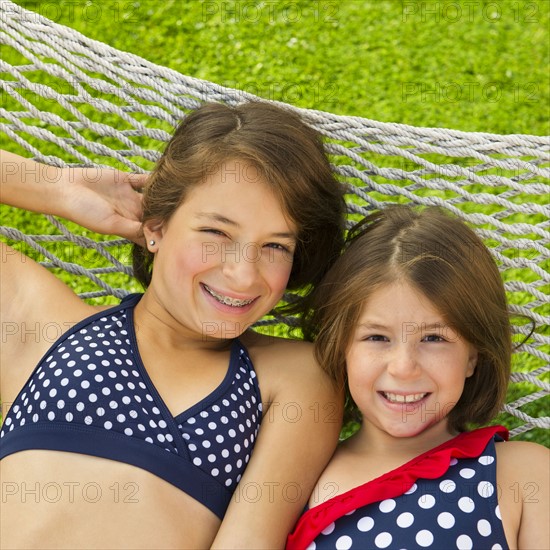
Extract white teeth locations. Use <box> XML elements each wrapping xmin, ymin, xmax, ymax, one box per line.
<box><xmin>383</xmin><ymin>392</ymin><xmax>427</xmax><ymax>404</ymax></box>
<box><xmin>204</xmin><ymin>285</ymin><xmax>254</xmax><ymax>307</ymax></box>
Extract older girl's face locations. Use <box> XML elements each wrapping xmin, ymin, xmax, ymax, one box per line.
<box><xmin>144</xmin><ymin>160</ymin><xmax>297</xmax><ymax>340</ymax></box>
<box><xmin>346</xmin><ymin>281</ymin><xmax>478</xmax><ymax>441</ymax></box>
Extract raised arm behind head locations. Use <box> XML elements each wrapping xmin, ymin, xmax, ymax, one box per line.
<box><xmin>1</xmin><ymin>150</ymin><xmax>145</xmax><ymax>243</ymax></box>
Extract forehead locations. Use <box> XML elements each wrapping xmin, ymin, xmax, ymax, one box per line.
<box><xmin>358</xmin><ymin>281</ymin><xmax>442</xmax><ymax>321</ymax></box>
<box><xmin>180</xmin><ymin>160</ymin><xmax>298</xmax><ymax>235</ymax></box>
<box><xmin>203</xmin><ymin>159</ymin><xmax>264</xmax><ymax>185</ymax></box>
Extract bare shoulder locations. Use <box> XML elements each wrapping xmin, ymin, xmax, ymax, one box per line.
<box><xmin>1</xmin><ymin>243</ymin><xmax>94</xmax><ymax>326</ymax></box>
<box><xmin>1</xmin><ymin>242</ymin><xmax>101</xmax><ymax>401</ymax></box>
<box><xmin>496</xmin><ymin>439</ymin><xmax>549</xmax><ymax>490</ymax></box>
<box><xmin>241</xmin><ymin>330</ymin><xmax>332</xmax><ymax>386</ymax></box>
<box><xmin>496</xmin><ymin>440</ymin><xmax>550</xmax><ymax>549</ymax></box>
<box><xmin>241</xmin><ymin>328</ymin><xmax>311</xmax><ymax>350</ymax></box>
<box><xmin>495</xmin><ymin>441</ymin><xmax>549</xmax><ymax>515</ymax></box>
<box><xmin>240</xmin><ymin>329</ymin><xmax>341</xmax><ymax>415</ymax></box>
<box><xmin>496</xmin><ymin>439</ymin><xmax>549</xmax><ymax>472</ymax></box>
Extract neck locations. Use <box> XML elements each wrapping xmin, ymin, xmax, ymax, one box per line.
<box><xmin>134</xmin><ymin>290</ymin><xmax>233</xmax><ymax>353</ymax></box>
<box><xmin>349</xmin><ymin>419</ymin><xmax>458</xmax><ymax>460</ymax></box>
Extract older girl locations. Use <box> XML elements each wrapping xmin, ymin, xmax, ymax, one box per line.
<box><xmin>0</xmin><ymin>101</ymin><xmax>345</xmax><ymax>549</ymax></box>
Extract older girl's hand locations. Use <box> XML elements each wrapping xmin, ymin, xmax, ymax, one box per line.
<box><xmin>1</xmin><ymin>150</ymin><xmax>147</xmax><ymax>244</ymax></box>
<box><xmin>62</xmin><ymin>165</ymin><xmax>147</xmax><ymax>244</ymax></box>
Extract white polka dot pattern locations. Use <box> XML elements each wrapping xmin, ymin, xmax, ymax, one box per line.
<box><xmin>176</xmin><ymin>349</ymin><xmax>261</xmax><ymax>492</ymax></box>
<box><xmin>0</xmin><ymin>295</ymin><xmax>262</xmax><ymax>500</ymax></box>
<box><xmin>310</xmin><ymin>436</ymin><xmax>509</xmax><ymax>549</ymax></box>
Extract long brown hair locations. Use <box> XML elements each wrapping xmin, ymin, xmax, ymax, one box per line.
<box><xmin>305</xmin><ymin>206</ymin><xmax>514</xmax><ymax>432</ymax></box>
<box><xmin>133</xmin><ymin>101</ymin><xmax>346</xmax><ymax>318</ymax></box>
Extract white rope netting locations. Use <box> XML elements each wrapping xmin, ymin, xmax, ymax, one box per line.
<box><xmin>0</xmin><ymin>0</ymin><xmax>548</xmax><ymax>438</ymax></box>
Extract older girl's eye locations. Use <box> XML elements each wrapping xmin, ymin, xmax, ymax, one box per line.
<box><xmin>265</xmin><ymin>242</ymin><xmax>290</xmax><ymax>252</ymax></box>
<box><xmin>200</xmin><ymin>228</ymin><xmax>227</xmax><ymax>237</ymax></box>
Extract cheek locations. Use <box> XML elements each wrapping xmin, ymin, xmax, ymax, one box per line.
<box><xmin>264</xmin><ymin>257</ymin><xmax>294</xmax><ymax>292</ymax></box>
<box><xmin>185</xmin><ymin>242</ymin><xmax>215</xmax><ymax>269</ymax></box>
<box><xmin>346</xmin><ymin>349</ymin><xmax>374</xmax><ymax>394</ymax></box>
<box><xmin>162</xmin><ymin>241</ymin><xmax>210</xmax><ymax>282</ymax></box>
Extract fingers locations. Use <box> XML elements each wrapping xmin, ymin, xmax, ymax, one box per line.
<box><xmin>113</xmin><ymin>218</ymin><xmax>146</xmax><ymax>246</ymax></box>
<box><xmin>116</xmin><ymin>172</ymin><xmax>145</xmax><ymax>223</ymax></box>
<box><xmin>124</xmin><ymin>192</ymin><xmax>144</xmax><ymax>222</ymax></box>
<box><xmin>126</xmin><ymin>172</ymin><xmax>148</xmax><ymax>192</ymax></box>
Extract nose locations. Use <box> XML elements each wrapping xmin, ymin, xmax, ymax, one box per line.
<box><xmin>387</xmin><ymin>342</ymin><xmax>421</xmax><ymax>379</ymax></box>
<box><xmin>221</xmin><ymin>242</ymin><xmax>261</xmax><ymax>289</ymax></box>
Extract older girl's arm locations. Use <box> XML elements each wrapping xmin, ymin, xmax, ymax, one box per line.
<box><xmin>496</xmin><ymin>440</ymin><xmax>549</xmax><ymax>550</ymax></box>
<box><xmin>515</xmin><ymin>443</ymin><xmax>549</xmax><ymax>549</ymax></box>
<box><xmin>211</xmin><ymin>338</ymin><xmax>343</xmax><ymax>549</ymax></box>
<box><xmin>1</xmin><ymin>150</ymin><xmax>145</xmax><ymax>242</ymax></box>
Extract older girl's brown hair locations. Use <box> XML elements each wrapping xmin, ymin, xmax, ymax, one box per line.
<box><xmin>133</xmin><ymin>101</ymin><xmax>345</xmax><ymax>317</ymax></box>
<box><xmin>305</xmin><ymin>205</ymin><xmax>513</xmax><ymax>432</ymax></box>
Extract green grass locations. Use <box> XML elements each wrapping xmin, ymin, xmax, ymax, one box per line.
<box><xmin>2</xmin><ymin>0</ymin><xmax>549</xmax><ymax>444</ymax></box>
<box><xmin>8</xmin><ymin>0</ymin><xmax>550</xmax><ymax>134</ymax></box>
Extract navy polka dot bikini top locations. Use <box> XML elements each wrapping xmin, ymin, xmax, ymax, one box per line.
<box><xmin>0</xmin><ymin>294</ymin><xmax>263</xmax><ymax>519</ymax></box>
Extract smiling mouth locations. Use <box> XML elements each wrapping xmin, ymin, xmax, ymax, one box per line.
<box><xmin>382</xmin><ymin>392</ymin><xmax>429</xmax><ymax>404</ymax></box>
<box><xmin>202</xmin><ymin>284</ymin><xmax>256</xmax><ymax>308</ymax></box>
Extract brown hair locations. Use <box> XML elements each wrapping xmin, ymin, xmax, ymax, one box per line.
<box><xmin>133</xmin><ymin>101</ymin><xmax>346</xmax><ymax>317</ymax></box>
<box><xmin>305</xmin><ymin>205</ymin><xmax>514</xmax><ymax>432</ymax></box>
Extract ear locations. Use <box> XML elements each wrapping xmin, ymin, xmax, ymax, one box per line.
<box><xmin>465</xmin><ymin>346</ymin><xmax>478</xmax><ymax>378</ymax></box>
<box><xmin>142</xmin><ymin>219</ymin><xmax>164</xmax><ymax>253</ymax></box>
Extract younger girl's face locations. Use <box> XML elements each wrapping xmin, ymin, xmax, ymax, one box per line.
<box><xmin>144</xmin><ymin>159</ymin><xmax>297</xmax><ymax>340</ymax></box>
<box><xmin>346</xmin><ymin>281</ymin><xmax>477</xmax><ymax>441</ymax></box>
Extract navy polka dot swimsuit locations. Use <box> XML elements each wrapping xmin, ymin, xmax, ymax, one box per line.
<box><xmin>310</xmin><ymin>439</ymin><xmax>508</xmax><ymax>549</ymax></box>
<box><xmin>288</xmin><ymin>428</ymin><xmax>509</xmax><ymax>550</ymax></box>
<box><xmin>0</xmin><ymin>294</ymin><xmax>262</xmax><ymax>518</ymax></box>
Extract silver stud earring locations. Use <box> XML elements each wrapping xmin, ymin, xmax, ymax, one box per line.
<box><xmin>149</xmin><ymin>240</ymin><xmax>156</xmax><ymax>246</ymax></box>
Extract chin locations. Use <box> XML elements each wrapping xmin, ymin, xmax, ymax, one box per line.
<box><xmin>200</xmin><ymin>319</ymin><xmax>250</xmax><ymax>341</ymax></box>
<box><xmin>389</xmin><ymin>428</ymin><xmax>427</xmax><ymax>439</ymax></box>
<box><xmin>384</xmin><ymin>421</ymin><xmax>434</xmax><ymax>439</ymax></box>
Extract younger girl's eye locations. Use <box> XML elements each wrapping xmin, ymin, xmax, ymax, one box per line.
<box><xmin>364</xmin><ymin>335</ymin><xmax>388</xmax><ymax>342</ymax></box>
<box><xmin>423</xmin><ymin>334</ymin><xmax>445</xmax><ymax>342</ymax></box>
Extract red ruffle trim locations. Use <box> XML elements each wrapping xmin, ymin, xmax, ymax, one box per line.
<box><xmin>286</xmin><ymin>425</ymin><xmax>508</xmax><ymax>550</ymax></box>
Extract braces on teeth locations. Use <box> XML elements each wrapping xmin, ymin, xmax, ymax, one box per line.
<box><xmin>205</xmin><ymin>285</ymin><xmax>254</xmax><ymax>307</ymax></box>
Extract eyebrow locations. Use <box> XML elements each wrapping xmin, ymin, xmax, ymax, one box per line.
<box><xmin>195</xmin><ymin>212</ymin><xmax>297</xmax><ymax>239</ymax></box>
<box><xmin>357</xmin><ymin>321</ymin><xmax>448</xmax><ymax>331</ymax></box>
<box><xmin>356</xmin><ymin>322</ymin><xmax>388</xmax><ymax>331</ymax></box>
<box><xmin>421</xmin><ymin>322</ymin><xmax>453</xmax><ymax>331</ymax></box>
<box><xmin>195</xmin><ymin>212</ymin><xmax>238</xmax><ymax>227</ymax></box>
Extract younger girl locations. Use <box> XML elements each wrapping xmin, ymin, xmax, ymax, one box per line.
<box><xmin>1</xmin><ymin>101</ymin><xmax>345</xmax><ymax>549</ymax></box>
<box><xmin>288</xmin><ymin>206</ymin><xmax>548</xmax><ymax>550</ymax></box>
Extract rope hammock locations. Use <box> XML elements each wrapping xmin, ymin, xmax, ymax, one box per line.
<box><xmin>1</xmin><ymin>0</ymin><xmax>548</xmax><ymax>440</ymax></box>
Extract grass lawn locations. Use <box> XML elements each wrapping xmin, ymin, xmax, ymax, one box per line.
<box><xmin>8</xmin><ymin>0</ymin><xmax>550</xmax><ymax>134</ymax></box>
<box><xmin>2</xmin><ymin>0</ymin><xmax>549</xmax><ymax>445</ymax></box>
